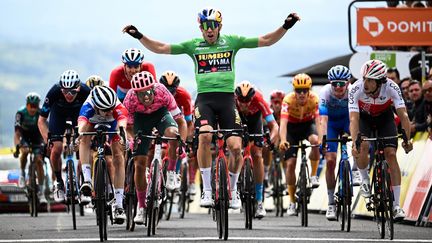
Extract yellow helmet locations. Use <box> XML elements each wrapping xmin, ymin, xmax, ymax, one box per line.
<box><xmin>292</xmin><ymin>73</ymin><xmax>312</xmax><ymax>89</ymax></box>
<box><xmin>86</xmin><ymin>75</ymin><xmax>105</xmax><ymax>89</ymax></box>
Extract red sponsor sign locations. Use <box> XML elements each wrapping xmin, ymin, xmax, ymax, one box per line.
<box><xmin>357</xmin><ymin>8</ymin><xmax>432</xmax><ymax>46</ymax></box>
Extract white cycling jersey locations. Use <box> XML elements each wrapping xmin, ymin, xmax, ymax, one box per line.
<box><xmin>348</xmin><ymin>78</ymin><xmax>405</xmax><ymax>116</ymax></box>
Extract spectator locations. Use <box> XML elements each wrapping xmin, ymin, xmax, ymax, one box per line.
<box><xmin>387</xmin><ymin>67</ymin><xmax>401</xmax><ymax>85</ymax></box>
<box><xmin>408</xmin><ymin>80</ymin><xmax>428</xmax><ymax>136</ymax></box>
<box><xmin>400</xmin><ymin>77</ymin><xmax>414</xmax><ymax>116</ymax></box>
<box><xmin>422</xmin><ymin>80</ymin><xmax>432</xmax><ymax>139</ymax></box>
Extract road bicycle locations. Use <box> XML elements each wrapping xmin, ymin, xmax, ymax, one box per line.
<box><xmin>356</xmin><ymin>130</ymin><xmax>408</xmax><ymax>240</ymax></box>
<box><xmin>196</xmin><ymin>127</ymin><xmax>243</xmax><ymax>240</ymax></box>
<box><xmin>288</xmin><ymin>141</ymin><xmax>320</xmax><ymax>227</ymax></box>
<box><xmin>323</xmin><ymin>134</ymin><xmax>353</xmax><ymax>232</ymax></box>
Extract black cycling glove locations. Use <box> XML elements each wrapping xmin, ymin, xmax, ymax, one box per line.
<box><xmin>282</xmin><ymin>13</ymin><xmax>299</xmax><ymax>30</ymax></box>
<box><xmin>123</xmin><ymin>25</ymin><xmax>143</xmax><ymax>40</ymax></box>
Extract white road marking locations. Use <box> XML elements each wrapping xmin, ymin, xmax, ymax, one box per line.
<box><xmin>1</xmin><ymin>237</ymin><xmax>432</xmax><ymax>242</ymax></box>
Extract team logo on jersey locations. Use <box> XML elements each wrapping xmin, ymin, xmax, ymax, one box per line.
<box><xmin>281</xmin><ymin>104</ymin><xmax>288</xmax><ymax>113</ymax></box>
<box><xmin>194</xmin><ymin>107</ymin><xmax>201</xmax><ymax>119</ymax></box>
<box><xmin>195</xmin><ymin>50</ymin><xmax>233</xmax><ymax>74</ymax></box>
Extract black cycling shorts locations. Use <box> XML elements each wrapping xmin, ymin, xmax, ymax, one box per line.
<box><xmin>21</xmin><ymin>130</ymin><xmax>44</xmax><ymax>155</ymax></box>
<box><xmin>359</xmin><ymin>108</ymin><xmax>398</xmax><ymax>148</ymax></box>
<box><xmin>48</xmin><ymin>108</ymin><xmax>80</xmax><ymax>142</ymax></box>
<box><xmin>284</xmin><ymin>120</ymin><xmax>317</xmax><ymax>160</ymax></box>
<box><xmin>240</xmin><ymin>111</ymin><xmax>264</xmax><ymax>147</ymax></box>
<box><xmin>194</xmin><ymin>92</ymin><xmax>242</xmax><ymax>132</ymax></box>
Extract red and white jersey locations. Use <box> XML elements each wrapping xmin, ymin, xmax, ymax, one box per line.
<box><xmin>235</xmin><ymin>90</ymin><xmax>274</xmax><ymax>121</ymax></box>
<box><xmin>348</xmin><ymin>79</ymin><xmax>405</xmax><ymax>116</ymax></box>
<box><xmin>174</xmin><ymin>86</ymin><xmax>193</xmax><ymax>122</ymax></box>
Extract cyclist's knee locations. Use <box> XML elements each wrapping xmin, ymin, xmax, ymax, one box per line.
<box><xmin>199</xmin><ymin>133</ymin><xmax>212</xmax><ymax>145</ymax></box>
<box><xmin>308</xmin><ymin>134</ymin><xmax>319</xmax><ymax>145</ymax></box>
<box><xmin>51</xmin><ymin>142</ymin><xmax>63</xmax><ymax>158</ymax></box>
<box><xmin>384</xmin><ymin>147</ymin><xmax>397</xmax><ymax>159</ymax></box>
<box><xmin>164</xmin><ymin>126</ymin><xmax>178</xmax><ymax>137</ymax></box>
<box><xmin>286</xmin><ymin>158</ymin><xmax>296</xmax><ymax>171</ymax></box>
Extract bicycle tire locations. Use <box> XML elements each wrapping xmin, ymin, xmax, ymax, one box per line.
<box><xmin>95</xmin><ymin>159</ymin><xmax>107</xmax><ymax>242</ymax></box>
<box><xmin>382</xmin><ymin>161</ymin><xmax>394</xmax><ymax>240</ymax></box>
<box><xmin>179</xmin><ymin>163</ymin><xmax>188</xmax><ymax>219</ymax></box>
<box><xmin>276</xmin><ymin>163</ymin><xmax>284</xmax><ymax>217</ymax></box>
<box><xmin>29</xmin><ymin>160</ymin><xmax>38</xmax><ymax>217</ymax></box>
<box><xmin>219</xmin><ymin>158</ymin><xmax>229</xmax><ymax>240</ymax></box>
<box><xmin>147</xmin><ymin>159</ymin><xmax>158</xmax><ymax>237</ymax></box>
<box><xmin>244</xmin><ymin>158</ymin><xmax>253</xmax><ymax>229</ymax></box>
<box><xmin>165</xmin><ymin>191</ymin><xmax>173</xmax><ymax>220</ymax></box>
<box><xmin>79</xmin><ymin>171</ymin><xmax>85</xmax><ymax>217</ymax></box>
<box><xmin>299</xmin><ymin>163</ymin><xmax>308</xmax><ymax>227</ymax></box>
<box><xmin>341</xmin><ymin>160</ymin><xmax>352</xmax><ymax>232</ymax></box>
<box><xmin>125</xmin><ymin>157</ymin><xmax>136</xmax><ymax>231</ymax></box>
<box><xmin>67</xmin><ymin>160</ymin><xmax>77</xmax><ymax>230</ymax></box>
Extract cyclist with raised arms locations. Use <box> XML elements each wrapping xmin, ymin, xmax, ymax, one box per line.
<box><xmin>109</xmin><ymin>48</ymin><xmax>157</xmax><ymax>102</ymax></box>
<box><xmin>123</xmin><ymin>7</ymin><xmax>300</xmax><ymax>209</ymax></box>
<box><xmin>349</xmin><ymin>59</ymin><xmax>413</xmax><ymax>220</ymax></box>
<box><xmin>234</xmin><ymin>81</ymin><xmax>279</xmax><ymax>218</ymax></box>
<box><xmin>159</xmin><ymin>70</ymin><xmax>196</xmax><ymax>193</ymax></box>
<box><xmin>14</xmin><ymin>92</ymin><xmax>47</xmax><ymax>204</ymax></box>
<box><xmin>76</xmin><ymin>86</ymin><xmax>128</xmax><ymax>224</ymax></box>
<box><xmin>279</xmin><ymin>73</ymin><xmax>320</xmax><ymax>216</ymax></box>
<box><xmin>123</xmin><ymin>71</ymin><xmax>186</xmax><ymax>224</ymax></box>
<box><xmin>317</xmin><ymin>65</ymin><xmax>353</xmax><ymax>220</ymax></box>
<box><xmin>38</xmin><ymin>70</ymin><xmax>91</xmax><ymax>202</ymax></box>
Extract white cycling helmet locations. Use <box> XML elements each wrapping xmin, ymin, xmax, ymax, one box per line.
<box><xmin>197</xmin><ymin>7</ymin><xmax>222</xmax><ymax>23</ymax></box>
<box><xmin>122</xmin><ymin>48</ymin><xmax>144</xmax><ymax>66</ymax></box>
<box><xmin>59</xmin><ymin>69</ymin><xmax>81</xmax><ymax>89</ymax></box>
<box><xmin>361</xmin><ymin>60</ymin><xmax>387</xmax><ymax>81</ymax></box>
<box><xmin>91</xmin><ymin>86</ymin><xmax>117</xmax><ymax>110</ymax></box>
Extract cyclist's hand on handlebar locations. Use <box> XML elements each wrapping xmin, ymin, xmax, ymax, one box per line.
<box><xmin>402</xmin><ymin>140</ymin><xmax>413</xmax><ymax>154</ymax></box>
<box><xmin>279</xmin><ymin>140</ymin><xmax>289</xmax><ymax>151</ymax></box>
<box><xmin>74</xmin><ymin>135</ymin><xmax>82</xmax><ymax>150</ymax></box>
<box><xmin>123</xmin><ymin>25</ymin><xmax>143</xmax><ymax>39</ymax></box>
<box><xmin>13</xmin><ymin>145</ymin><xmax>20</xmax><ymax>158</ymax></box>
<box><xmin>351</xmin><ymin>143</ymin><xmax>360</xmax><ymax>158</ymax></box>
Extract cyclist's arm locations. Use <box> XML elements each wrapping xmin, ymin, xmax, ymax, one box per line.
<box><xmin>38</xmin><ymin>116</ymin><xmax>49</xmax><ymax>143</ymax></box>
<box><xmin>318</xmin><ymin>115</ymin><xmax>328</xmax><ymax>143</ymax></box>
<box><xmin>267</xmin><ymin>120</ymin><xmax>279</xmax><ymax>145</ymax></box>
<box><xmin>138</xmin><ymin>35</ymin><xmax>171</xmax><ymax>54</ymax></box>
<box><xmin>279</xmin><ymin>117</ymin><xmax>288</xmax><ymax>143</ymax></box>
<box><xmin>175</xmin><ymin>116</ymin><xmax>188</xmax><ymax>142</ymax></box>
<box><xmin>14</xmin><ymin>130</ymin><xmax>22</xmax><ymax>147</ymax></box>
<box><xmin>126</xmin><ymin>125</ymin><xmax>134</xmax><ymax>141</ymax></box>
<box><xmin>349</xmin><ymin>112</ymin><xmax>360</xmax><ymax>145</ymax></box>
<box><xmin>396</xmin><ymin>107</ymin><xmax>411</xmax><ymax>139</ymax></box>
<box><xmin>258</xmin><ymin>27</ymin><xmax>288</xmax><ymax>47</ymax></box>
<box><xmin>109</xmin><ymin>69</ymin><xmax>118</xmax><ymax>91</ymax></box>
<box><xmin>14</xmin><ymin>112</ymin><xmax>23</xmax><ymax>146</ymax></box>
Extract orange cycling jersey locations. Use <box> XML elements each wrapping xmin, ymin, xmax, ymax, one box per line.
<box><xmin>280</xmin><ymin>91</ymin><xmax>319</xmax><ymax>123</ymax></box>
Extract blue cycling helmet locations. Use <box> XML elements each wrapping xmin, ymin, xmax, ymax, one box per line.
<box><xmin>327</xmin><ymin>65</ymin><xmax>352</xmax><ymax>81</ymax></box>
<box><xmin>122</xmin><ymin>48</ymin><xmax>144</xmax><ymax>66</ymax></box>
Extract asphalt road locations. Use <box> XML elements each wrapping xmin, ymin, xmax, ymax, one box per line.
<box><xmin>0</xmin><ymin>205</ymin><xmax>431</xmax><ymax>243</ymax></box>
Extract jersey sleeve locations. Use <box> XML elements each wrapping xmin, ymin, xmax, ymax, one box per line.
<box><xmin>112</xmin><ymin>102</ymin><xmax>128</xmax><ymax>122</ymax></box>
<box><xmin>348</xmin><ymin>83</ymin><xmax>360</xmax><ymax>113</ymax></box>
<box><xmin>78</xmin><ymin>102</ymin><xmax>95</xmax><ymax>123</ymax></box>
<box><xmin>387</xmin><ymin>81</ymin><xmax>405</xmax><ymax>109</ymax></box>
<box><xmin>14</xmin><ymin>110</ymin><xmax>23</xmax><ymax>130</ymax></box>
<box><xmin>318</xmin><ymin>86</ymin><xmax>329</xmax><ymax>116</ymax></box>
<box><xmin>178</xmin><ymin>88</ymin><xmax>193</xmax><ymax>122</ymax></box>
<box><xmin>280</xmin><ymin>96</ymin><xmax>290</xmax><ymax>120</ymax></box>
<box><xmin>123</xmin><ymin>90</ymin><xmax>136</xmax><ymax>125</ymax></box>
<box><xmin>162</xmin><ymin>86</ymin><xmax>182</xmax><ymax>119</ymax></box>
<box><xmin>40</xmin><ymin>85</ymin><xmax>58</xmax><ymax>118</ymax></box>
<box><xmin>256</xmin><ymin>93</ymin><xmax>274</xmax><ymax>122</ymax></box>
<box><xmin>230</xmin><ymin>35</ymin><xmax>259</xmax><ymax>50</ymax></box>
<box><xmin>170</xmin><ymin>39</ymin><xmax>194</xmax><ymax>55</ymax></box>
<box><xmin>109</xmin><ymin>68</ymin><xmax>119</xmax><ymax>91</ymax></box>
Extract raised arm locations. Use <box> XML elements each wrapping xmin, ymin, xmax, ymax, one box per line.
<box><xmin>258</xmin><ymin>13</ymin><xmax>300</xmax><ymax>47</ymax></box>
<box><xmin>123</xmin><ymin>25</ymin><xmax>171</xmax><ymax>54</ymax></box>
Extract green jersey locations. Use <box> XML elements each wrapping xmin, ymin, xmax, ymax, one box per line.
<box><xmin>15</xmin><ymin>106</ymin><xmax>40</xmax><ymax>133</ymax></box>
<box><xmin>170</xmin><ymin>34</ymin><xmax>259</xmax><ymax>94</ymax></box>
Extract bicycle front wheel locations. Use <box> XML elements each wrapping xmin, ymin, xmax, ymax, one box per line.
<box><xmin>299</xmin><ymin>163</ymin><xmax>308</xmax><ymax>227</ymax></box>
<box><xmin>29</xmin><ymin>161</ymin><xmax>38</xmax><ymax>217</ymax></box>
<box><xmin>244</xmin><ymin>158</ymin><xmax>253</xmax><ymax>229</ymax></box>
<box><xmin>67</xmin><ymin>160</ymin><xmax>77</xmax><ymax>230</ymax></box>
<box><xmin>341</xmin><ymin>160</ymin><xmax>352</xmax><ymax>232</ymax></box>
<box><xmin>125</xmin><ymin>157</ymin><xmax>136</xmax><ymax>231</ymax></box>
<box><xmin>381</xmin><ymin>161</ymin><xmax>394</xmax><ymax>240</ymax></box>
<box><xmin>179</xmin><ymin>163</ymin><xmax>188</xmax><ymax>219</ymax></box>
<box><xmin>95</xmin><ymin>159</ymin><xmax>107</xmax><ymax>242</ymax></box>
<box><xmin>217</xmin><ymin>157</ymin><xmax>229</xmax><ymax>240</ymax></box>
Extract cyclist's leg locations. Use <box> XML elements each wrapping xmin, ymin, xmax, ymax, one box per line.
<box><xmin>18</xmin><ymin>139</ymin><xmax>29</xmax><ymax>187</ymax></box>
<box><xmin>158</xmin><ymin>112</ymin><xmax>180</xmax><ymax>190</ymax></box>
<box><xmin>306</xmin><ymin>122</ymin><xmax>320</xmax><ymax>179</ymax></box>
<box><xmin>284</xmin><ymin>122</ymin><xmax>300</xmax><ymax>208</ymax></box>
<box><xmin>357</xmin><ymin>114</ymin><xmax>373</xmax><ymax>197</ymax></box>
<box><xmin>48</xmin><ymin>112</ymin><xmax>67</xmax><ymax>188</ymax></box>
<box><xmin>194</xmin><ymin>93</ymin><xmax>217</xmax><ymax>206</ymax></box>
<box><xmin>325</xmin><ymin>123</ymin><xmax>339</xmax><ymax>202</ymax></box>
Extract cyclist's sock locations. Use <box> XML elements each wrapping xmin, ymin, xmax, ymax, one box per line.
<box><xmin>310</xmin><ymin>160</ymin><xmax>319</xmax><ymax>176</ymax></box>
<box><xmin>327</xmin><ymin>189</ymin><xmax>335</xmax><ymax>205</ymax></box>
<box><xmin>200</xmin><ymin>167</ymin><xmax>212</xmax><ymax>191</ymax></box>
<box><xmin>229</xmin><ymin>172</ymin><xmax>239</xmax><ymax>192</ymax></box>
<box><xmin>167</xmin><ymin>159</ymin><xmax>176</xmax><ymax>171</ymax></box>
<box><xmin>136</xmin><ymin>189</ymin><xmax>146</xmax><ymax>208</ymax></box>
<box><xmin>359</xmin><ymin>168</ymin><xmax>369</xmax><ymax>181</ymax></box>
<box><xmin>264</xmin><ymin>166</ymin><xmax>269</xmax><ymax>181</ymax></box>
<box><xmin>175</xmin><ymin>159</ymin><xmax>181</xmax><ymax>173</ymax></box>
<box><xmin>255</xmin><ymin>183</ymin><xmax>263</xmax><ymax>203</ymax></box>
<box><xmin>54</xmin><ymin>171</ymin><xmax>63</xmax><ymax>185</ymax></box>
<box><xmin>82</xmin><ymin>164</ymin><xmax>92</xmax><ymax>182</ymax></box>
<box><xmin>288</xmin><ymin>185</ymin><xmax>296</xmax><ymax>203</ymax></box>
<box><xmin>21</xmin><ymin>170</ymin><xmax>25</xmax><ymax>177</ymax></box>
<box><xmin>392</xmin><ymin>185</ymin><xmax>401</xmax><ymax>207</ymax></box>
<box><xmin>189</xmin><ymin>165</ymin><xmax>196</xmax><ymax>183</ymax></box>
<box><xmin>115</xmin><ymin>188</ymin><xmax>124</xmax><ymax>208</ymax></box>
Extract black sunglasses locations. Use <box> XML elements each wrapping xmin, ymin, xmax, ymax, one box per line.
<box><xmin>331</xmin><ymin>81</ymin><xmax>347</xmax><ymax>87</ymax></box>
<box><xmin>137</xmin><ymin>88</ymin><xmax>154</xmax><ymax>97</ymax></box>
<box><xmin>295</xmin><ymin>88</ymin><xmax>309</xmax><ymax>94</ymax></box>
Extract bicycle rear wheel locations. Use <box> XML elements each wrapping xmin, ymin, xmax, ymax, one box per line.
<box><xmin>299</xmin><ymin>163</ymin><xmax>308</xmax><ymax>227</ymax></box>
<box><xmin>67</xmin><ymin>160</ymin><xmax>77</xmax><ymax>230</ymax></box>
<box><xmin>381</xmin><ymin>161</ymin><xmax>394</xmax><ymax>240</ymax></box>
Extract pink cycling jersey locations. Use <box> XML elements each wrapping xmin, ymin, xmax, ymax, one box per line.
<box><xmin>123</xmin><ymin>83</ymin><xmax>182</xmax><ymax>125</ymax></box>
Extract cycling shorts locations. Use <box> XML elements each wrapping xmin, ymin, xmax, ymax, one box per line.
<box><xmin>21</xmin><ymin>130</ymin><xmax>44</xmax><ymax>155</ymax></box>
<box><xmin>326</xmin><ymin>120</ymin><xmax>350</xmax><ymax>153</ymax></box>
<box><xmin>284</xmin><ymin>120</ymin><xmax>317</xmax><ymax>160</ymax></box>
<box><xmin>133</xmin><ymin>107</ymin><xmax>178</xmax><ymax>155</ymax></box>
<box><xmin>359</xmin><ymin>108</ymin><xmax>398</xmax><ymax>148</ymax></box>
<box><xmin>240</xmin><ymin>111</ymin><xmax>264</xmax><ymax>147</ymax></box>
<box><xmin>48</xmin><ymin>108</ymin><xmax>79</xmax><ymax>142</ymax></box>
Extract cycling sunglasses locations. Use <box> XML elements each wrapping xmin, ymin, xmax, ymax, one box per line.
<box><xmin>295</xmin><ymin>88</ymin><xmax>309</xmax><ymax>94</ymax></box>
<box><xmin>201</xmin><ymin>20</ymin><xmax>219</xmax><ymax>31</ymax></box>
<box><xmin>61</xmin><ymin>88</ymin><xmax>79</xmax><ymax>95</ymax></box>
<box><xmin>27</xmin><ymin>103</ymin><xmax>39</xmax><ymax>109</ymax></box>
<box><xmin>331</xmin><ymin>81</ymin><xmax>348</xmax><ymax>87</ymax></box>
<box><xmin>126</xmin><ymin>63</ymin><xmax>140</xmax><ymax>69</ymax></box>
<box><xmin>137</xmin><ymin>88</ymin><xmax>154</xmax><ymax>98</ymax></box>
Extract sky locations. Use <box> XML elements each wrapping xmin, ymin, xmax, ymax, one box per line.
<box><xmin>0</xmin><ymin>0</ymin><xmax>386</xmax><ymax>96</ymax></box>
